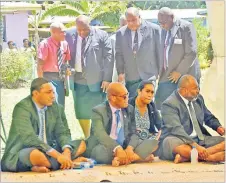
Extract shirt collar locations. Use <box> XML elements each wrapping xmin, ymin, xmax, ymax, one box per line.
<box><xmin>50</xmin><ymin>36</ymin><xmax>61</xmax><ymax>47</ymax></box>
<box><xmin>32</xmin><ymin>99</ymin><xmax>48</xmax><ymax>113</ymax></box>
<box><xmin>178</xmin><ymin>92</ymin><xmax>189</xmax><ymax>106</ymax></box>
<box><xmin>109</xmin><ymin>103</ymin><xmax>121</xmax><ymax>114</ymax></box>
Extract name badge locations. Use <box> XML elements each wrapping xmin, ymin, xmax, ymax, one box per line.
<box><xmin>174</xmin><ymin>38</ymin><xmax>182</xmax><ymax>44</ymax></box>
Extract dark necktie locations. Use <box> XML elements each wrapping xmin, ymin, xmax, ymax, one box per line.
<box><xmin>188</xmin><ymin>101</ymin><xmax>204</xmax><ymax>141</ymax></box>
<box><xmin>133</xmin><ymin>31</ymin><xmax>138</xmax><ymax>55</ymax></box>
<box><xmin>81</xmin><ymin>38</ymin><xmax>86</xmax><ymax>68</ymax></box>
<box><xmin>57</xmin><ymin>46</ymin><xmax>63</xmax><ymax>72</ymax></box>
<box><xmin>163</xmin><ymin>30</ymin><xmax>171</xmax><ymax>70</ymax></box>
<box><xmin>115</xmin><ymin>110</ymin><xmax>125</xmax><ymax>146</ymax></box>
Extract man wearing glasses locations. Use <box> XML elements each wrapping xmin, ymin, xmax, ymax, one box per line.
<box><xmin>84</xmin><ymin>82</ymin><xmax>159</xmax><ymax>166</ymax></box>
<box><xmin>155</xmin><ymin>7</ymin><xmax>201</xmax><ymax>110</ymax></box>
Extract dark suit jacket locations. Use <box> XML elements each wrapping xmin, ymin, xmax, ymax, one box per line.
<box><xmin>159</xmin><ymin>19</ymin><xmax>201</xmax><ymax>82</ymax></box>
<box><xmin>1</xmin><ymin>96</ymin><xmax>74</xmax><ymax>172</ymax></box>
<box><xmin>115</xmin><ymin>20</ymin><xmax>161</xmax><ymax>82</ymax></box>
<box><xmin>85</xmin><ymin>101</ymin><xmax>139</xmax><ymax>156</ymax></box>
<box><xmin>129</xmin><ymin>97</ymin><xmax>162</xmax><ymax>133</ymax></box>
<box><xmin>160</xmin><ymin>91</ymin><xmax>222</xmax><ymax>144</ymax></box>
<box><xmin>65</xmin><ymin>27</ymin><xmax>113</xmax><ymax>92</ymax></box>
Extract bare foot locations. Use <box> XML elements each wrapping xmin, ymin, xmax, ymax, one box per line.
<box><xmin>73</xmin><ymin>156</ymin><xmax>89</xmax><ymax>163</ymax></box>
<box><xmin>74</xmin><ymin>140</ymin><xmax>86</xmax><ymax>157</ymax></box>
<box><xmin>174</xmin><ymin>154</ymin><xmax>189</xmax><ymax>164</ymax></box>
<box><xmin>206</xmin><ymin>151</ymin><xmax>225</xmax><ymax>162</ymax></box>
<box><xmin>145</xmin><ymin>154</ymin><xmax>155</xmax><ymax>162</ymax></box>
<box><xmin>31</xmin><ymin>166</ymin><xmax>50</xmax><ymax>173</ymax></box>
<box><xmin>112</xmin><ymin>157</ymin><xmax>120</xmax><ymax>167</ymax></box>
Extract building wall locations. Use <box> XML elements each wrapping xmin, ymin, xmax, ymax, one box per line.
<box><xmin>3</xmin><ymin>12</ymin><xmax>28</xmax><ymax>49</ymax></box>
<box><xmin>201</xmin><ymin>1</ymin><xmax>225</xmax><ymax>134</ymax></box>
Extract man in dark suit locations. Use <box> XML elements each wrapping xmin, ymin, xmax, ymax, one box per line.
<box><xmin>1</xmin><ymin>78</ymin><xmax>88</xmax><ymax>172</ymax></box>
<box><xmin>84</xmin><ymin>82</ymin><xmax>158</xmax><ymax>166</ymax></box>
<box><xmin>159</xmin><ymin>75</ymin><xmax>225</xmax><ymax>163</ymax></box>
<box><xmin>115</xmin><ymin>7</ymin><xmax>161</xmax><ymax>97</ymax></box>
<box><xmin>65</xmin><ymin>15</ymin><xmax>113</xmax><ymax>139</ymax></box>
<box><xmin>155</xmin><ymin>7</ymin><xmax>201</xmax><ymax>110</ymax></box>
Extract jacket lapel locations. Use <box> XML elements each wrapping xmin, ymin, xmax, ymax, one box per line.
<box><xmin>84</xmin><ymin>28</ymin><xmax>94</xmax><ymax>55</ymax></box>
<box><xmin>125</xmin><ymin>27</ymin><xmax>132</xmax><ymax>49</ymax></box>
<box><xmin>106</xmin><ymin>101</ymin><xmax>113</xmax><ymax>135</ymax></box>
<box><xmin>72</xmin><ymin>32</ymin><xmax>78</xmax><ymax>60</ymax></box>
<box><xmin>169</xmin><ymin>19</ymin><xmax>180</xmax><ymax>49</ymax></box>
<box><xmin>138</xmin><ymin>21</ymin><xmax>147</xmax><ymax>51</ymax></box>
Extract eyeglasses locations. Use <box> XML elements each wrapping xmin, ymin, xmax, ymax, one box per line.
<box><xmin>113</xmin><ymin>92</ymin><xmax>129</xmax><ymax>99</ymax></box>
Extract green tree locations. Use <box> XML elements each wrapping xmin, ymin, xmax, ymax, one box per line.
<box><xmin>131</xmin><ymin>1</ymin><xmax>206</xmax><ymax>10</ymax></box>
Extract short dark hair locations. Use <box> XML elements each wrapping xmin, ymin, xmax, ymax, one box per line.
<box><xmin>23</xmin><ymin>38</ymin><xmax>29</xmax><ymax>43</ymax></box>
<box><xmin>7</xmin><ymin>41</ymin><xmax>13</xmax><ymax>46</ymax></box>
<box><xmin>30</xmin><ymin>78</ymin><xmax>49</xmax><ymax>96</ymax></box>
<box><xmin>137</xmin><ymin>76</ymin><xmax>156</xmax><ymax>91</ymax></box>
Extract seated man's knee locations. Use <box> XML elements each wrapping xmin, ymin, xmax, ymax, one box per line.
<box><xmin>30</xmin><ymin>149</ymin><xmax>51</xmax><ymax>167</ymax></box>
<box><xmin>90</xmin><ymin>145</ymin><xmax>112</xmax><ymax>164</ymax></box>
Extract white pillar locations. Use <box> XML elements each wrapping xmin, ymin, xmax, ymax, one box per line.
<box><xmin>201</xmin><ymin>1</ymin><xmax>225</xmax><ymax>134</ymax></box>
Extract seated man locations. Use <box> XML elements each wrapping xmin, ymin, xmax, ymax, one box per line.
<box><xmin>129</xmin><ymin>78</ymin><xmax>162</xmax><ymax>159</ymax></box>
<box><xmin>1</xmin><ymin>78</ymin><xmax>87</xmax><ymax>172</ymax></box>
<box><xmin>159</xmin><ymin>75</ymin><xmax>225</xmax><ymax>163</ymax></box>
<box><xmin>84</xmin><ymin>82</ymin><xmax>160</xmax><ymax>166</ymax></box>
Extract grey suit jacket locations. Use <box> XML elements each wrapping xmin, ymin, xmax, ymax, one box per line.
<box><xmin>159</xmin><ymin>19</ymin><xmax>201</xmax><ymax>82</ymax></box>
<box><xmin>85</xmin><ymin>101</ymin><xmax>139</xmax><ymax>155</ymax></box>
<box><xmin>160</xmin><ymin>91</ymin><xmax>222</xmax><ymax>144</ymax></box>
<box><xmin>115</xmin><ymin>20</ymin><xmax>161</xmax><ymax>81</ymax></box>
<box><xmin>65</xmin><ymin>27</ymin><xmax>113</xmax><ymax>91</ymax></box>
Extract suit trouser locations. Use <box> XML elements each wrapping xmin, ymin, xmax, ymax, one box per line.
<box><xmin>155</xmin><ymin>81</ymin><xmax>177</xmax><ymax>110</ymax></box>
<box><xmin>159</xmin><ymin>135</ymin><xmax>225</xmax><ymax>161</ymax></box>
<box><xmin>126</xmin><ymin>79</ymin><xmax>142</xmax><ymax>98</ymax></box>
<box><xmin>88</xmin><ymin>139</ymin><xmax>159</xmax><ymax>164</ymax></box>
<box><xmin>43</xmin><ymin>72</ymin><xmax>65</xmax><ymax>107</ymax></box>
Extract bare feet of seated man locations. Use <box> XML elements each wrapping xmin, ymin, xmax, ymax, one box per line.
<box><xmin>112</xmin><ymin>146</ymin><xmax>155</xmax><ymax>167</ymax></box>
<box><xmin>30</xmin><ymin>140</ymin><xmax>88</xmax><ymax>172</ymax></box>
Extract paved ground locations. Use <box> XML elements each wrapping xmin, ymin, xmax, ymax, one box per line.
<box><xmin>0</xmin><ymin>69</ymin><xmax>225</xmax><ymax>182</ymax></box>
<box><xmin>1</xmin><ymin>159</ymin><xmax>225</xmax><ymax>182</ymax></box>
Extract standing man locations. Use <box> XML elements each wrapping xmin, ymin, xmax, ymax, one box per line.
<box><xmin>159</xmin><ymin>75</ymin><xmax>225</xmax><ymax>163</ymax></box>
<box><xmin>110</xmin><ymin>15</ymin><xmax>127</xmax><ymax>82</ymax></box>
<box><xmin>115</xmin><ymin>7</ymin><xmax>161</xmax><ymax>97</ymax></box>
<box><xmin>65</xmin><ymin>15</ymin><xmax>113</xmax><ymax>139</ymax></box>
<box><xmin>37</xmin><ymin>22</ymin><xmax>70</xmax><ymax>107</ymax></box>
<box><xmin>155</xmin><ymin>7</ymin><xmax>201</xmax><ymax>110</ymax></box>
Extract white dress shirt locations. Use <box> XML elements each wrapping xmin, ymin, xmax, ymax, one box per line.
<box><xmin>75</xmin><ymin>35</ymin><xmax>83</xmax><ymax>72</ymax></box>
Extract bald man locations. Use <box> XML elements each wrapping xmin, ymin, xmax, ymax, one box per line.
<box><xmin>83</xmin><ymin>82</ymin><xmax>159</xmax><ymax>166</ymax></box>
<box><xmin>65</xmin><ymin>15</ymin><xmax>113</xmax><ymax>139</ymax></box>
<box><xmin>38</xmin><ymin>22</ymin><xmax>70</xmax><ymax>107</ymax></box>
<box><xmin>159</xmin><ymin>75</ymin><xmax>225</xmax><ymax>163</ymax></box>
<box><xmin>155</xmin><ymin>7</ymin><xmax>201</xmax><ymax>110</ymax></box>
<box><xmin>115</xmin><ymin>7</ymin><xmax>161</xmax><ymax>97</ymax></box>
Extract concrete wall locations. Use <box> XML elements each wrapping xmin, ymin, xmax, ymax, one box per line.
<box><xmin>201</xmin><ymin>1</ymin><xmax>225</xmax><ymax>134</ymax></box>
<box><xmin>3</xmin><ymin>12</ymin><xmax>28</xmax><ymax>49</ymax></box>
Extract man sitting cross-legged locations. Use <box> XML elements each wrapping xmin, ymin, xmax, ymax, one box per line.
<box><xmin>84</xmin><ymin>82</ymin><xmax>160</xmax><ymax>166</ymax></box>
<box><xmin>159</xmin><ymin>75</ymin><xmax>225</xmax><ymax>163</ymax></box>
<box><xmin>1</xmin><ymin>78</ymin><xmax>88</xmax><ymax>172</ymax></box>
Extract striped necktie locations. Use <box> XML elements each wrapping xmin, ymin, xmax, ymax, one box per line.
<box><xmin>133</xmin><ymin>31</ymin><xmax>138</xmax><ymax>55</ymax></box>
<box><xmin>39</xmin><ymin>109</ymin><xmax>47</xmax><ymax>143</ymax></box>
<box><xmin>57</xmin><ymin>46</ymin><xmax>63</xmax><ymax>72</ymax></box>
<box><xmin>81</xmin><ymin>38</ymin><xmax>86</xmax><ymax>68</ymax></box>
<box><xmin>115</xmin><ymin>110</ymin><xmax>125</xmax><ymax>146</ymax></box>
<box><xmin>163</xmin><ymin>30</ymin><xmax>171</xmax><ymax>70</ymax></box>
